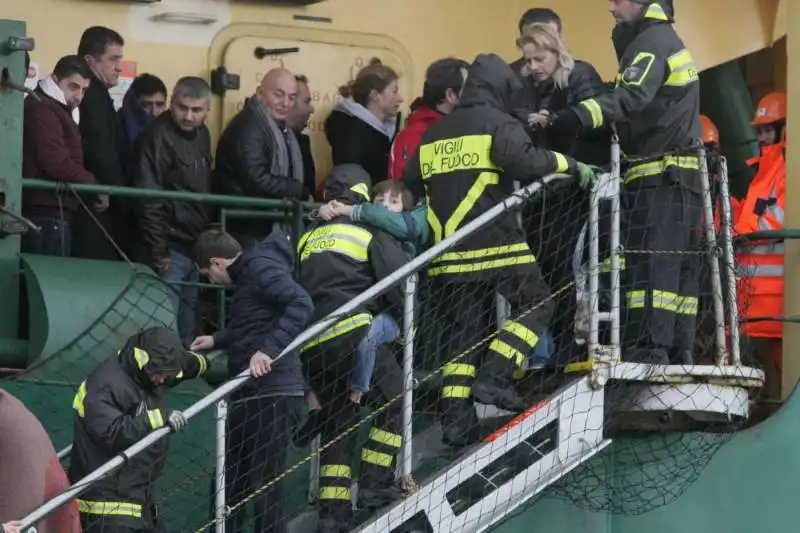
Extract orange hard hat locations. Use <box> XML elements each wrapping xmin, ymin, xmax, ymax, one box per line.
<box><xmin>700</xmin><ymin>115</ymin><xmax>719</xmax><ymax>145</ymax></box>
<box><xmin>752</xmin><ymin>92</ymin><xmax>787</xmax><ymax>125</ymax></box>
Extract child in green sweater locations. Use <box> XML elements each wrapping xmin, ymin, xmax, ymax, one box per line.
<box><xmin>319</xmin><ymin>180</ymin><xmax>429</xmax><ymax>258</ymax></box>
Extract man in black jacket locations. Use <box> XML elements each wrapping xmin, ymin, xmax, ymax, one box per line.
<box><xmin>288</xmin><ymin>74</ymin><xmax>317</xmax><ymax>199</ymax></box>
<box><xmin>191</xmin><ymin>229</ymin><xmax>313</xmax><ymax>533</ymax></box>
<box><xmin>215</xmin><ymin>68</ymin><xmax>309</xmax><ymax>248</ymax></box>
<box><xmin>548</xmin><ymin>0</ymin><xmax>702</xmax><ymax>364</ymax></box>
<box><xmin>134</xmin><ymin>76</ymin><xmax>212</xmax><ymax>346</ymax></box>
<box><xmin>74</xmin><ymin>26</ymin><xmax>125</xmax><ymax>260</ymax></box>
<box><xmin>69</xmin><ymin>326</ymin><xmax>209</xmax><ymax>533</ymax></box>
<box><xmin>297</xmin><ymin>164</ymin><xmax>408</xmax><ymax>532</ymax></box>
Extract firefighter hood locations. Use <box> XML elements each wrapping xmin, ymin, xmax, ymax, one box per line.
<box><xmin>613</xmin><ymin>0</ymin><xmax>675</xmax><ymax>58</ymax></box>
<box><xmin>323</xmin><ymin>163</ymin><xmax>372</xmax><ymax>205</ymax></box>
<box><xmin>458</xmin><ymin>53</ymin><xmax>523</xmax><ymax>114</ymax></box>
<box><xmin>119</xmin><ymin>326</ymin><xmax>186</xmax><ymax>389</ymax></box>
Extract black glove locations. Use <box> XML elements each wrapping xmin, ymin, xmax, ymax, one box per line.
<box><xmin>548</xmin><ymin>107</ymin><xmax>583</xmax><ymax>137</ymax></box>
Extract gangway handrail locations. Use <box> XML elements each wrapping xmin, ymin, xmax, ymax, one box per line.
<box><xmin>21</xmin><ymin>179</ymin><xmax>321</xmax><ymax>211</ymax></box>
<box><xmin>19</xmin><ymin>174</ymin><xmax>572</xmax><ymax>530</ymax></box>
<box><xmin>733</xmin><ymin>229</ymin><xmax>800</xmax><ymax>244</ymax></box>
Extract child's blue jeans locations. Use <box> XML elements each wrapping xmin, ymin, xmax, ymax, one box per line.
<box><xmin>350</xmin><ymin>313</ymin><xmax>400</xmax><ymax>392</ymax></box>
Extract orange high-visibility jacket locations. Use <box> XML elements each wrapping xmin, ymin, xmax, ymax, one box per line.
<box><xmin>735</xmin><ymin>141</ymin><xmax>786</xmax><ymax>338</ymax></box>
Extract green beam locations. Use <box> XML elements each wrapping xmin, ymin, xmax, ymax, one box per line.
<box><xmin>23</xmin><ymin>179</ymin><xmax>319</xmax><ymax>210</ymax></box>
<box><xmin>0</xmin><ymin>20</ymin><xmax>27</xmax><ymax>340</ymax></box>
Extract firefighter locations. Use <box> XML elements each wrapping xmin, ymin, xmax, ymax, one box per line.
<box><xmin>734</xmin><ymin>92</ymin><xmax>786</xmax><ymax>396</ymax></box>
<box><xmin>547</xmin><ymin>0</ymin><xmax>702</xmax><ymax>365</ymax></box>
<box><xmin>402</xmin><ymin>53</ymin><xmax>598</xmax><ymax>447</ymax></box>
<box><xmin>69</xmin><ymin>326</ymin><xmax>209</xmax><ymax>533</ymax></box>
<box><xmin>297</xmin><ymin>164</ymin><xmax>409</xmax><ymax>533</ymax></box>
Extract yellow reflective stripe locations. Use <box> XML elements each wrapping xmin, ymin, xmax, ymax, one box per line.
<box><xmin>444</xmin><ymin>171</ymin><xmax>500</xmax><ymax>237</ymax></box>
<box><xmin>552</xmin><ymin>152</ymin><xmax>569</xmax><ymax>173</ymax></box>
<box><xmin>580</xmin><ymin>99</ymin><xmax>604</xmax><ymax>129</ymax></box>
<box><xmin>624</xmin><ymin>155</ymin><xmax>699</xmax><ymax>183</ymax></box>
<box><xmin>625</xmin><ymin>290</ymin><xmax>697</xmax><ymax>315</ymax></box>
<box><xmin>442</xmin><ymin>363</ymin><xmax>477</xmax><ymax>378</ymax></box>
<box><xmin>73</xmin><ymin>381</ymin><xmax>87</xmax><ymax>417</ymax></box>
<box><xmin>297</xmin><ymin>230</ymin><xmax>311</xmax><ymax>253</ymax></box>
<box><xmin>319</xmin><ymin>487</ymin><xmax>352</xmax><ymax>501</ymax></box>
<box><xmin>361</xmin><ymin>448</ymin><xmax>394</xmax><ymax>467</ymax></box>
<box><xmin>190</xmin><ymin>351</ymin><xmax>208</xmax><ymax>375</ymax></box>
<box><xmin>442</xmin><ymin>385</ymin><xmax>471</xmax><ymax>399</ymax></box>
<box><xmin>301</xmin><ymin>312</ymin><xmax>372</xmax><ymax>352</ymax></box>
<box><xmin>77</xmin><ymin>499</ymin><xmax>142</xmax><ymax>518</ymax></box>
<box><xmin>645</xmin><ymin>3</ymin><xmax>668</xmax><ymax>20</ymax></box>
<box><xmin>503</xmin><ymin>320</ymin><xmax>539</xmax><ymax>347</ymax></box>
<box><xmin>432</xmin><ymin>242</ymin><xmax>532</xmax><ymax>264</ymax></box>
<box><xmin>320</xmin><ymin>465</ymin><xmax>351</xmax><ymax>478</ymax></box>
<box><xmin>147</xmin><ymin>409</ymin><xmax>165</xmax><ymax>429</ymax></box>
<box><xmin>299</xmin><ymin>223</ymin><xmax>373</xmax><ymax>263</ymax></box>
<box><xmin>418</xmin><ymin>134</ymin><xmax>497</xmax><ymax>180</ymax></box>
<box><xmin>428</xmin><ymin>254</ymin><xmax>535</xmax><ymax>276</ymax></box>
<box><xmin>626</xmin><ymin>290</ymin><xmax>646</xmax><ymax>309</ymax></box>
<box><xmin>133</xmin><ymin>347</ymin><xmax>150</xmax><ymax>369</ymax></box>
<box><xmin>488</xmin><ymin>339</ymin><xmax>525</xmax><ymax>367</ymax></box>
<box><xmin>676</xmin><ymin>296</ymin><xmax>698</xmax><ymax>316</ymax></box>
<box><xmin>600</xmin><ymin>256</ymin><xmax>626</xmax><ymax>272</ymax></box>
<box><xmin>350</xmin><ymin>183</ymin><xmax>370</xmax><ymax>201</ymax></box>
<box><xmin>369</xmin><ymin>427</ymin><xmax>402</xmax><ymax>448</ymax></box>
<box><xmin>621</xmin><ymin>52</ymin><xmax>656</xmax><ymax>87</ymax></box>
<box><xmin>665</xmin><ymin>49</ymin><xmax>698</xmax><ymax>87</ymax></box>
<box><xmin>426</xmin><ymin>196</ymin><xmax>444</xmax><ymax>242</ymax></box>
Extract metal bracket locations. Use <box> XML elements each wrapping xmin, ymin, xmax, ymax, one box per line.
<box><xmin>589</xmin><ymin>347</ymin><xmax>619</xmax><ymax>389</ymax></box>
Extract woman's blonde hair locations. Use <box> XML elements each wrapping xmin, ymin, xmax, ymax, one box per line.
<box><xmin>516</xmin><ymin>22</ymin><xmax>574</xmax><ymax>89</ymax></box>
<box><xmin>338</xmin><ymin>57</ymin><xmax>399</xmax><ymax>107</ymax></box>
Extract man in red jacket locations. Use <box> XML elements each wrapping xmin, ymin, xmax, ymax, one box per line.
<box><xmin>387</xmin><ymin>58</ymin><xmax>468</xmax><ymax>179</ymax></box>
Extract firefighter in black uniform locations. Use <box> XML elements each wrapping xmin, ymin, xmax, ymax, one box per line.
<box><xmin>403</xmin><ymin>53</ymin><xmax>598</xmax><ymax>447</ymax></box>
<box><xmin>298</xmin><ymin>164</ymin><xmax>409</xmax><ymax>533</ymax></box>
<box><xmin>548</xmin><ymin>0</ymin><xmax>702</xmax><ymax>364</ymax></box>
<box><xmin>69</xmin><ymin>326</ymin><xmax>209</xmax><ymax>533</ymax></box>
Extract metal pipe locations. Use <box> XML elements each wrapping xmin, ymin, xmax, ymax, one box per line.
<box><xmin>609</xmin><ymin>136</ymin><xmax>622</xmax><ymax>349</ymax></box>
<box><xmin>56</xmin><ymin>445</ymin><xmax>72</xmax><ymax>461</ymax></box>
<box><xmin>697</xmin><ymin>147</ymin><xmax>729</xmax><ymax>365</ymax></box>
<box><xmin>718</xmin><ymin>157</ymin><xmax>742</xmax><ymax>365</ymax></box>
<box><xmin>214</xmin><ymin>400</ymin><xmax>228</xmax><ymax>533</ymax></box>
<box><xmin>308</xmin><ymin>435</ymin><xmax>320</xmax><ymax>503</ymax></box>
<box><xmin>400</xmin><ymin>275</ymin><xmax>417</xmax><ymax>483</ymax></box>
<box><xmin>588</xmin><ymin>165</ymin><xmax>601</xmax><ymax>352</ymax></box>
<box><xmin>19</xmin><ymin>174</ymin><xmax>569</xmax><ymax>530</ymax></box>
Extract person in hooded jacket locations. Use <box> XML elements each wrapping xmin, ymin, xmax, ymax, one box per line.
<box><xmin>325</xmin><ymin>59</ymin><xmax>403</xmax><ymax>186</ymax></box>
<box><xmin>69</xmin><ymin>326</ymin><xmax>209</xmax><ymax>533</ymax></box>
<box><xmin>387</xmin><ymin>57</ymin><xmax>468</xmax><ymax>180</ymax></box>
<box><xmin>117</xmin><ymin>74</ymin><xmax>167</xmax><ymax>183</ymax></box>
<box><xmin>546</xmin><ymin>0</ymin><xmax>703</xmax><ymax>365</ymax></box>
<box><xmin>297</xmin><ymin>164</ymin><xmax>409</xmax><ymax>532</ymax></box>
<box><xmin>191</xmin><ymin>229</ymin><xmax>313</xmax><ymax>533</ymax></box>
<box><xmin>402</xmin><ymin>53</ymin><xmax>598</xmax><ymax>447</ymax></box>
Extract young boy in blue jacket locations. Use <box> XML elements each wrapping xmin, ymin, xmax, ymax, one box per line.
<box><xmin>191</xmin><ymin>229</ymin><xmax>313</xmax><ymax>533</ymax></box>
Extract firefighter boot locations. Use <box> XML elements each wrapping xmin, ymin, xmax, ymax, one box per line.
<box><xmin>441</xmin><ymin>400</ymin><xmax>482</xmax><ymax>447</ymax></box>
<box><xmin>471</xmin><ymin>357</ymin><xmax>527</xmax><ymax>413</ymax></box>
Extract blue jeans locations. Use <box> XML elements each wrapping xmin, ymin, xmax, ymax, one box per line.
<box><xmin>351</xmin><ymin>313</ymin><xmax>400</xmax><ymax>392</ymax></box>
<box><xmin>21</xmin><ymin>216</ymin><xmax>71</xmax><ymax>256</ymax></box>
<box><xmin>524</xmin><ymin>329</ymin><xmax>555</xmax><ymax>370</ymax></box>
<box><xmin>161</xmin><ymin>250</ymin><xmax>198</xmax><ymax>346</ymax></box>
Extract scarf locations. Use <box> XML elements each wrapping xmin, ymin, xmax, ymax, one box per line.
<box><xmin>249</xmin><ymin>98</ymin><xmax>304</xmax><ymax>185</ymax></box>
<box><xmin>250</xmin><ymin>98</ymin><xmax>305</xmax><ymax>232</ymax></box>
<box><xmin>333</xmin><ymin>98</ymin><xmax>397</xmax><ymax>139</ymax></box>
<box><xmin>39</xmin><ymin>76</ymin><xmax>80</xmax><ymax>124</ymax></box>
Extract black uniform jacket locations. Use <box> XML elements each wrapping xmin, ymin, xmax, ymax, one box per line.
<box><xmin>69</xmin><ymin>327</ymin><xmax>209</xmax><ymax>530</ymax></box>
<box><xmin>402</xmin><ymin>53</ymin><xmax>579</xmax><ymax>282</ymax></box>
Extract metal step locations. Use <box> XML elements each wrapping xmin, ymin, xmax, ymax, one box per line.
<box><xmin>353</xmin><ymin>375</ymin><xmax>611</xmax><ymax>533</ymax></box>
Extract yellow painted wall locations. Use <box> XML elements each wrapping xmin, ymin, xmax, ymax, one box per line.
<box><xmin>8</xmin><ymin>0</ymin><xmax>778</xmax><ymax>138</ymax></box>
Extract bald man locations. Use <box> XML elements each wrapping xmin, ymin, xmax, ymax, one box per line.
<box><xmin>215</xmin><ymin>67</ymin><xmax>310</xmax><ymax>248</ymax></box>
